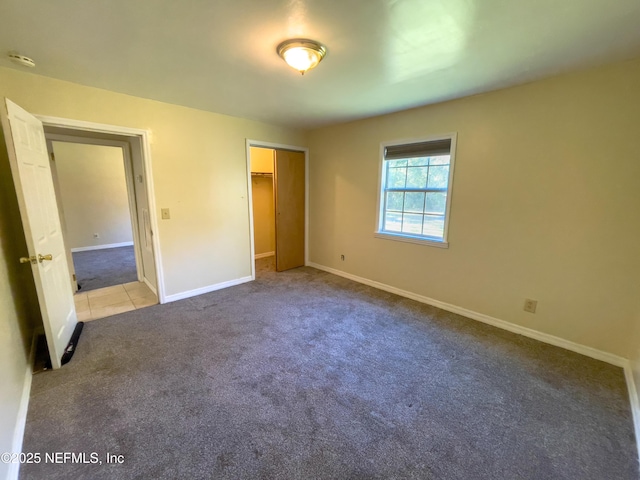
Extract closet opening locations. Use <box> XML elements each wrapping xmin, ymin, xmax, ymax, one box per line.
<box><xmin>246</xmin><ymin>141</ymin><xmax>308</xmax><ymax>279</ymax></box>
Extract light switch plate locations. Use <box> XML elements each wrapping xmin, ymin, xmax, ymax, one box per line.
<box><xmin>161</xmin><ymin>208</ymin><xmax>170</xmax><ymax>220</ymax></box>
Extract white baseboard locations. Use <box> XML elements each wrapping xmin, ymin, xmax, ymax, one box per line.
<box><xmin>71</xmin><ymin>241</ymin><xmax>134</xmax><ymax>252</ymax></box>
<box><xmin>623</xmin><ymin>362</ymin><xmax>640</xmax><ymax>463</ymax></box>
<box><xmin>306</xmin><ymin>262</ymin><xmax>627</xmax><ymax>368</ymax></box>
<box><xmin>163</xmin><ymin>276</ymin><xmax>253</xmax><ymax>303</ymax></box>
<box><xmin>254</xmin><ymin>251</ymin><xmax>275</xmax><ymax>260</ymax></box>
<box><xmin>8</xmin><ymin>333</ymin><xmax>37</xmax><ymax>480</ymax></box>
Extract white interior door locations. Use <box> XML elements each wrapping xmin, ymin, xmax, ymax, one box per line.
<box><xmin>46</xmin><ymin>139</ymin><xmax>79</xmax><ymax>294</ymax></box>
<box><xmin>1</xmin><ymin>98</ymin><xmax>77</xmax><ymax>369</ymax></box>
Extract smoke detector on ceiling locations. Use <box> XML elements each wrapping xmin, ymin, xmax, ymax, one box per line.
<box><xmin>8</xmin><ymin>53</ymin><xmax>36</xmax><ymax>68</ymax></box>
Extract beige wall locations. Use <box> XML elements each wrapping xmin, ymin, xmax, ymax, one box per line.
<box><xmin>307</xmin><ymin>58</ymin><xmax>640</xmax><ymax>358</ymax></box>
<box><xmin>53</xmin><ymin>142</ymin><xmax>133</xmax><ymax>250</ymax></box>
<box><xmin>251</xmin><ymin>177</ymin><xmax>275</xmax><ymax>256</ymax></box>
<box><xmin>250</xmin><ymin>146</ymin><xmax>274</xmax><ymax>173</ymax></box>
<box><xmin>0</xmin><ymin>66</ymin><xmax>306</xmax><ymax>297</ymax></box>
<box><xmin>250</xmin><ymin>147</ymin><xmax>275</xmax><ymax>256</ymax></box>
<box><xmin>0</xmin><ymin>127</ymin><xmax>40</xmax><ymax>478</ymax></box>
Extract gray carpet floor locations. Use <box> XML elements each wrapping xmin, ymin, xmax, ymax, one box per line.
<box><xmin>21</xmin><ymin>262</ymin><xmax>637</xmax><ymax>479</ymax></box>
<box><xmin>72</xmin><ymin>246</ymin><xmax>137</xmax><ymax>292</ymax></box>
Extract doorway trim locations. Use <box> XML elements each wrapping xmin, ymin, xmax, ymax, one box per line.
<box><xmin>36</xmin><ymin>114</ymin><xmax>166</xmax><ymax>303</ymax></box>
<box><xmin>46</xmin><ymin>134</ymin><xmax>143</xmax><ymax>291</ymax></box>
<box><xmin>245</xmin><ymin>139</ymin><xmax>309</xmax><ymax>280</ymax></box>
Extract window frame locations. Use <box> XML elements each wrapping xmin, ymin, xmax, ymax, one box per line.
<box><xmin>375</xmin><ymin>133</ymin><xmax>457</xmax><ymax>248</ymax></box>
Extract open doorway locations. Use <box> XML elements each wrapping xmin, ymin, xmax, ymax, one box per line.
<box><xmin>247</xmin><ymin>141</ymin><xmax>308</xmax><ymax>279</ymax></box>
<box><xmin>49</xmin><ymin>141</ymin><xmax>137</xmax><ymax>291</ymax></box>
<box><xmin>250</xmin><ymin>146</ymin><xmax>276</xmax><ymax>276</ymax></box>
<box><xmin>40</xmin><ymin>122</ymin><xmax>163</xmax><ymax>322</ymax></box>
<box><xmin>2</xmin><ymin>99</ymin><xmax>165</xmax><ymax>369</ymax></box>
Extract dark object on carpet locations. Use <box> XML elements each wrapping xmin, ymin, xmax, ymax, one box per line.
<box><xmin>72</xmin><ymin>246</ymin><xmax>137</xmax><ymax>292</ymax></box>
<box><xmin>61</xmin><ymin>322</ymin><xmax>84</xmax><ymax>366</ymax></box>
<box><xmin>39</xmin><ymin>322</ymin><xmax>84</xmax><ymax>370</ymax></box>
<box><xmin>21</xmin><ymin>262</ymin><xmax>637</xmax><ymax>479</ymax></box>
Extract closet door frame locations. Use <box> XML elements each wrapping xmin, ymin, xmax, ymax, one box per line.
<box><xmin>245</xmin><ymin>139</ymin><xmax>308</xmax><ymax>279</ymax></box>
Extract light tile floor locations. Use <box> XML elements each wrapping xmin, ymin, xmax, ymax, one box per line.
<box><xmin>74</xmin><ymin>282</ymin><xmax>158</xmax><ymax>322</ymax></box>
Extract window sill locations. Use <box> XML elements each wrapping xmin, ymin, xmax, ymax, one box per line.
<box><xmin>374</xmin><ymin>231</ymin><xmax>449</xmax><ymax>249</ymax></box>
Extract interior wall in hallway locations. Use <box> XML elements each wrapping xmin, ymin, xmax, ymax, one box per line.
<box><xmin>52</xmin><ymin>142</ymin><xmax>133</xmax><ymax>250</ymax></box>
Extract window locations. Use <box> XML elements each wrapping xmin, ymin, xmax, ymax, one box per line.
<box><xmin>376</xmin><ymin>134</ymin><xmax>456</xmax><ymax>247</ymax></box>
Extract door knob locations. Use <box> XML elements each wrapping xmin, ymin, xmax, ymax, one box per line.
<box><xmin>38</xmin><ymin>254</ymin><xmax>53</xmax><ymax>263</ymax></box>
<box><xmin>20</xmin><ymin>256</ymin><xmax>37</xmax><ymax>264</ymax></box>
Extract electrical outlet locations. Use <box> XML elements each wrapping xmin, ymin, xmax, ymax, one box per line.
<box><xmin>93</xmin><ymin>233</ymin><xmax>99</xmax><ymax>238</ymax></box>
<box><xmin>340</xmin><ymin>254</ymin><xmax>345</xmax><ymax>261</ymax></box>
<box><xmin>524</xmin><ymin>299</ymin><xmax>537</xmax><ymax>313</ymax></box>
<box><xmin>161</xmin><ymin>208</ymin><xmax>171</xmax><ymax>220</ymax></box>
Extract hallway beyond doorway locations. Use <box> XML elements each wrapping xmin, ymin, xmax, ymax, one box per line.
<box><xmin>73</xmin><ymin>245</ymin><xmax>137</xmax><ymax>292</ymax></box>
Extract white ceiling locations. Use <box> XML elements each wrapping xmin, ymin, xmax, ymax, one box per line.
<box><xmin>1</xmin><ymin>0</ymin><xmax>639</xmax><ymax>129</ymax></box>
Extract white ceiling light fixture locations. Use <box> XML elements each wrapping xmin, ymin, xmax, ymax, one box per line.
<box><xmin>8</xmin><ymin>52</ymin><xmax>36</xmax><ymax>68</ymax></box>
<box><xmin>277</xmin><ymin>39</ymin><xmax>327</xmax><ymax>75</ymax></box>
